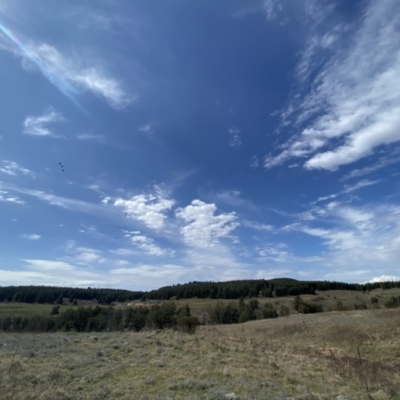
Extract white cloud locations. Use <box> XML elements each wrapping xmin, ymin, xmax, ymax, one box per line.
<box><xmin>256</xmin><ymin>242</ymin><xmax>322</xmax><ymax>263</ymax></box>
<box><xmin>114</xmin><ymin>186</ymin><xmax>174</xmax><ymax>231</ymax></box>
<box><xmin>76</xmin><ymin>133</ymin><xmax>105</xmax><ymax>143</ymax></box>
<box><xmin>267</xmin><ymin>0</ymin><xmax>400</xmax><ymax>171</ymax></box>
<box><xmin>233</xmin><ymin>0</ymin><xmax>282</xmax><ymax>21</ymax></box>
<box><xmin>76</xmin><ymin>251</ymin><xmax>102</xmax><ymax>264</ymax></box>
<box><xmin>110</xmin><ymin>264</ymin><xmax>187</xmax><ymax>280</ymax></box>
<box><xmin>7</xmin><ymin>186</ymin><xmax>109</xmax><ymax>215</ymax></box>
<box><xmin>312</xmin><ymin>179</ymin><xmax>380</xmax><ymax>206</ymax></box>
<box><xmin>0</xmin><ymin>160</ymin><xmax>35</xmax><ymax>177</ymax></box>
<box><xmin>23</xmin><ymin>259</ymin><xmax>75</xmax><ymax>271</ymax></box>
<box><xmin>242</xmin><ymin>220</ymin><xmax>274</xmax><ymax>231</ymax></box>
<box><xmin>0</xmin><ymin>27</ymin><xmax>133</xmax><ymax>109</ymax></box>
<box><xmin>228</xmin><ymin>126</ymin><xmax>241</xmax><ymax>148</ymax></box>
<box><xmin>23</xmin><ymin>109</ymin><xmax>64</xmax><ymax>137</ymax></box>
<box><xmin>20</xmin><ymin>234</ymin><xmax>41</xmax><ymax>240</ymax></box>
<box><xmin>126</xmin><ymin>231</ymin><xmax>173</xmax><ymax>257</ymax></box>
<box><xmin>249</xmin><ymin>155</ymin><xmax>260</xmax><ymax>168</ymax></box>
<box><xmin>342</xmin><ymin>149</ymin><xmax>400</xmax><ymax>181</ymax></box>
<box><xmin>213</xmin><ymin>190</ymin><xmax>254</xmax><ymax>209</ymax></box>
<box><xmin>176</xmin><ymin>200</ymin><xmax>239</xmax><ymax>248</ymax></box>
<box><xmin>101</xmin><ymin>196</ymin><xmax>111</xmax><ymax>205</ymax></box>
<box><xmin>366</xmin><ymin>275</ymin><xmax>400</xmax><ymax>283</ymax></box>
<box><xmin>287</xmin><ymin>201</ymin><xmax>400</xmax><ymax>278</ymax></box>
<box><xmin>0</xmin><ymin>188</ymin><xmax>25</xmax><ymax>205</ymax></box>
<box><xmin>0</xmin><ymin>258</ymin><xmax>113</xmax><ymax>287</ymax></box>
<box><xmin>78</xmin><ymin>224</ymin><xmax>105</xmax><ymax>238</ymax></box>
<box><xmin>138</xmin><ymin>124</ymin><xmax>153</xmax><ymax>134</ymax></box>
<box><xmin>109</xmin><ymin>248</ymin><xmax>135</xmax><ymax>256</ymax></box>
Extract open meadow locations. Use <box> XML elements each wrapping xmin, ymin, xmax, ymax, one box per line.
<box><xmin>1</xmin><ymin>305</ymin><xmax>399</xmax><ymax>400</ymax></box>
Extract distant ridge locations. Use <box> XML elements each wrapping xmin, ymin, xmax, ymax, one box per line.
<box><xmin>1</xmin><ymin>278</ymin><xmax>400</xmax><ymax>304</ymax></box>
<box><xmin>268</xmin><ymin>278</ymin><xmax>299</xmax><ymax>284</ymax></box>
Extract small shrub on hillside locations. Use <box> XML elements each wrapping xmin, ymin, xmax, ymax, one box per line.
<box><xmin>385</xmin><ymin>295</ymin><xmax>400</xmax><ymax>308</ymax></box>
<box><xmin>176</xmin><ymin>316</ymin><xmax>200</xmax><ymax>333</ymax></box>
<box><xmin>353</xmin><ymin>302</ymin><xmax>367</xmax><ymax>310</ymax></box>
<box><xmin>334</xmin><ymin>301</ymin><xmax>347</xmax><ymax>311</ymax></box>
<box><xmin>370</xmin><ymin>297</ymin><xmax>378</xmax><ymax>304</ymax></box>
<box><xmin>280</xmin><ymin>305</ymin><xmax>290</xmax><ymax>317</ymax></box>
<box><xmin>261</xmin><ymin>303</ymin><xmax>278</xmax><ymax>319</ymax></box>
<box><xmin>50</xmin><ymin>306</ymin><xmax>60</xmax><ymax>315</ymax></box>
<box><xmin>294</xmin><ymin>296</ymin><xmax>323</xmax><ymax>314</ymax></box>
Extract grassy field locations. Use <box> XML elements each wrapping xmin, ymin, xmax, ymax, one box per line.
<box><xmin>1</xmin><ymin>307</ymin><xmax>399</xmax><ymax>399</ymax></box>
<box><xmin>172</xmin><ymin>288</ymin><xmax>400</xmax><ymax>320</ymax></box>
<box><xmin>0</xmin><ymin>300</ymin><xmax>98</xmax><ymax>318</ymax></box>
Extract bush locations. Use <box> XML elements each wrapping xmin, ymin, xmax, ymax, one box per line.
<box><xmin>294</xmin><ymin>296</ymin><xmax>323</xmax><ymax>314</ymax></box>
<box><xmin>334</xmin><ymin>301</ymin><xmax>347</xmax><ymax>311</ymax></box>
<box><xmin>371</xmin><ymin>297</ymin><xmax>378</xmax><ymax>304</ymax></box>
<box><xmin>354</xmin><ymin>302</ymin><xmax>367</xmax><ymax>310</ymax></box>
<box><xmin>176</xmin><ymin>316</ymin><xmax>200</xmax><ymax>333</ymax></box>
<box><xmin>148</xmin><ymin>302</ymin><xmax>177</xmax><ymax>329</ymax></box>
<box><xmin>385</xmin><ymin>295</ymin><xmax>400</xmax><ymax>308</ymax></box>
<box><xmin>280</xmin><ymin>305</ymin><xmax>290</xmax><ymax>317</ymax></box>
<box><xmin>262</xmin><ymin>303</ymin><xmax>278</xmax><ymax>319</ymax></box>
<box><xmin>50</xmin><ymin>306</ymin><xmax>60</xmax><ymax>315</ymax></box>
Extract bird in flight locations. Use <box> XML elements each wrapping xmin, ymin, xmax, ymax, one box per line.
<box><xmin>59</xmin><ymin>162</ymin><xmax>65</xmax><ymax>172</ymax></box>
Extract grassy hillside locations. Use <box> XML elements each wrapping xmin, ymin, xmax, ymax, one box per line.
<box><xmin>1</xmin><ymin>288</ymin><xmax>399</xmax><ymax>320</ymax></box>
<box><xmin>0</xmin><ymin>307</ymin><xmax>399</xmax><ymax>399</ymax></box>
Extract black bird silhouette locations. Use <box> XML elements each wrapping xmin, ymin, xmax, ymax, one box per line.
<box><xmin>58</xmin><ymin>162</ymin><xmax>65</xmax><ymax>172</ymax></box>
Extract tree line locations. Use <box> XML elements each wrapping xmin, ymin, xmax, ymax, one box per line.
<box><xmin>0</xmin><ymin>302</ymin><xmax>199</xmax><ymax>334</ymax></box>
<box><xmin>0</xmin><ymin>286</ymin><xmax>144</xmax><ymax>305</ymax></box>
<box><xmin>143</xmin><ymin>279</ymin><xmax>400</xmax><ymax>301</ymax></box>
<box><xmin>1</xmin><ymin>279</ymin><xmax>399</xmax><ymax>306</ymax></box>
<box><xmin>1</xmin><ymin>293</ymin><xmax>400</xmax><ymax>333</ymax></box>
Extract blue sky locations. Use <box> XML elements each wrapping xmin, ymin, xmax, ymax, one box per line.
<box><xmin>1</xmin><ymin>0</ymin><xmax>400</xmax><ymax>290</ymax></box>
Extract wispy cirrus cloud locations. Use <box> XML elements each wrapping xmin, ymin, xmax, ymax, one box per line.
<box><xmin>76</xmin><ymin>133</ymin><xmax>105</xmax><ymax>143</ymax></box>
<box><xmin>284</xmin><ymin>200</ymin><xmax>400</xmax><ymax>281</ymax></box>
<box><xmin>312</xmin><ymin>179</ymin><xmax>380</xmax><ymax>205</ymax></box>
<box><xmin>0</xmin><ymin>23</ymin><xmax>133</xmax><ymax>110</ymax></box>
<box><xmin>126</xmin><ymin>231</ymin><xmax>174</xmax><ymax>257</ymax></box>
<box><xmin>0</xmin><ymin>160</ymin><xmax>35</xmax><ymax>177</ymax></box>
<box><xmin>20</xmin><ymin>234</ymin><xmax>41</xmax><ymax>240</ymax></box>
<box><xmin>6</xmin><ymin>185</ymin><xmax>111</xmax><ymax>215</ymax></box>
<box><xmin>266</xmin><ymin>0</ymin><xmax>400</xmax><ymax>171</ymax></box>
<box><xmin>137</xmin><ymin>124</ymin><xmax>153</xmax><ymax>135</ymax></box>
<box><xmin>342</xmin><ymin>148</ymin><xmax>400</xmax><ymax>181</ymax></box>
<box><xmin>0</xmin><ymin>187</ymin><xmax>25</xmax><ymax>204</ymax></box>
<box><xmin>23</xmin><ymin>108</ymin><xmax>64</xmax><ymax>137</ymax></box>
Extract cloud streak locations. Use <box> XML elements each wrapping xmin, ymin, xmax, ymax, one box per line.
<box><xmin>0</xmin><ymin>160</ymin><xmax>35</xmax><ymax>177</ymax></box>
<box><xmin>266</xmin><ymin>0</ymin><xmax>400</xmax><ymax>171</ymax></box>
<box><xmin>23</xmin><ymin>108</ymin><xmax>64</xmax><ymax>137</ymax></box>
<box><xmin>20</xmin><ymin>234</ymin><xmax>41</xmax><ymax>240</ymax></box>
<box><xmin>0</xmin><ymin>23</ymin><xmax>133</xmax><ymax>110</ymax></box>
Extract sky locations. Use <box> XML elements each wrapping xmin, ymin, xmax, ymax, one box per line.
<box><xmin>1</xmin><ymin>0</ymin><xmax>400</xmax><ymax>291</ymax></box>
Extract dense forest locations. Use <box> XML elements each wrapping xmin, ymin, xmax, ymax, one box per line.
<box><xmin>0</xmin><ymin>279</ymin><xmax>399</xmax><ymax>306</ymax></box>
<box><xmin>0</xmin><ymin>286</ymin><xmax>144</xmax><ymax>305</ymax></box>
<box><xmin>143</xmin><ymin>278</ymin><xmax>400</xmax><ymax>300</ymax></box>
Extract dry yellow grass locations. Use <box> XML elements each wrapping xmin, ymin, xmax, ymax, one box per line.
<box><xmin>1</xmin><ymin>307</ymin><xmax>399</xmax><ymax>399</ymax></box>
